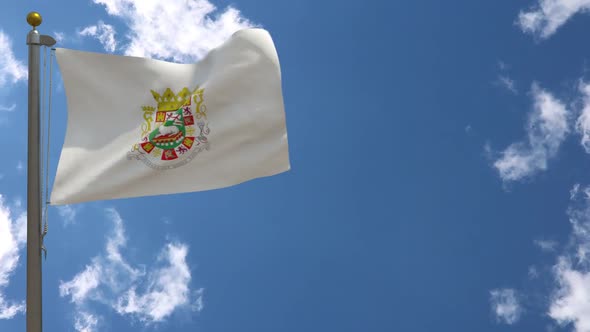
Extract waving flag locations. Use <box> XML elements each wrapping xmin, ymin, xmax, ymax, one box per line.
<box><xmin>51</xmin><ymin>29</ymin><xmax>290</xmax><ymax>205</ymax></box>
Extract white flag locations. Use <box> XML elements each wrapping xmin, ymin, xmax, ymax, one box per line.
<box><xmin>51</xmin><ymin>29</ymin><xmax>290</xmax><ymax>205</ymax></box>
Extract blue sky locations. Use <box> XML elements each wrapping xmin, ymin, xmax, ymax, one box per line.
<box><xmin>5</xmin><ymin>0</ymin><xmax>590</xmax><ymax>331</ymax></box>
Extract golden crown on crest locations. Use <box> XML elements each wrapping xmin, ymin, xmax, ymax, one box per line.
<box><xmin>149</xmin><ymin>87</ymin><xmax>200</xmax><ymax>111</ymax></box>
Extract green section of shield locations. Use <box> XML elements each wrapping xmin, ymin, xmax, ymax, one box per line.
<box><xmin>148</xmin><ymin>108</ymin><xmax>186</xmax><ymax>149</ymax></box>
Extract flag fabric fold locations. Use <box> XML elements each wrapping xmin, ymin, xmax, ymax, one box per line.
<box><xmin>50</xmin><ymin>28</ymin><xmax>290</xmax><ymax>205</ymax></box>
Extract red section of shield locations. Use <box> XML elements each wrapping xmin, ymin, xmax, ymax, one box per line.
<box><xmin>161</xmin><ymin>149</ymin><xmax>178</xmax><ymax>160</ymax></box>
<box><xmin>182</xmin><ymin>136</ymin><xmax>195</xmax><ymax>149</ymax></box>
<box><xmin>184</xmin><ymin>115</ymin><xmax>194</xmax><ymax>126</ymax></box>
<box><xmin>141</xmin><ymin>141</ymin><xmax>154</xmax><ymax>153</ymax></box>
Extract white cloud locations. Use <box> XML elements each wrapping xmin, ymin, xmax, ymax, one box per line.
<box><xmin>74</xmin><ymin>312</ymin><xmax>99</xmax><ymax>332</ymax></box>
<box><xmin>493</xmin><ymin>84</ymin><xmax>569</xmax><ymax>182</ymax></box>
<box><xmin>0</xmin><ymin>295</ymin><xmax>24</xmax><ymax>319</ymax></box>
<box><xmin>488</xmin><ymin>185</ymin><xmax>590</xmax><ymax>331</ymax></box>
<box><xmin>490</xmin><ymin>288</ymin><xmax>522</xmax><ymax>324</ymax></box>
<box><xmin>114</xmin><ymin>243</ymin><xmax>199</xmax><ymax>322</ymax></box>
<box><xmin>191</xmin><ymin>288</ymin><xmax>205</xmax><ymax>312</ymax></box>
<box><xmin>59</xmin><ymin>264</ymin><xmax>102</xmax><ymax>305</ymax></box>
<box><xmin>60</xmin><ymin>208</ymin><xmax>202</xmax><ymax>330</ymax></box>
<box><xmin>103</xmin><ymin>208</ymin><xmax>143</xmax><ymax>281</ymax></box>
<box><xmin>549</xmin><ymin>258</ymin><xmax>590</xmax><ymax>332</ymax></box>
<box><xmin>16</xmin><ymin>161</ymin><xmax>23</xmax><ymax>173</ymax></box>
<box><xmin>53</xmin><ymin>32</ymin><xmax>66</xmax><ymax>44</ymax></box>
<box><xmin>566</xmin><ymin>192</ymin><xmax>590</xmax><ymax>265</ymax></box>
<box><xmin>535</xmin><ymin>239</ymin><xmax>559</xmax><ymax>252</ymax></box>
<box><xmin>78</xmin><ymin>21</ymin><xmax>117</xmax><ymax>53</ymax></box>
<box><xmin>572</xmin><ymin>183</ymin><xmax>582</xmax><ymax>199</ymax></box>
<box><xmin>0</xmin><ymin>195</ymin><xmax>26</xmax><ymax>319</ymax></box>
<box><xmin>545</xmin><ymin>185</ymin><xmax>590</xmax><ymax>331</ymax></box>
<box><xmin>0</xmin><ymin>31</ymin><xmax>26</xmax><ymax>86</ymax></box>
<box><xmin>57</xmin><ymin>205</ymin><xmax>78</xmax><ymax>225</ymax></box>
<box><xmin>518</xmin><ymin>0</ymin><xmax>590</xmax><ymax>39</ymax></box>
<box><xmin>60</xmin><ymin>208</ymin><xmax>142</xmax><ymax>305</ymax></box>
<box><xmin>497</xmin><ymin>75</ymin><xmax>518</xmax><ymax>94</ymax></box>
<box><xmin>90</xmin><ymin>0</ymin><xmax>255</xmax><ymax>62</ymax></box>
<box><xmin>575</xmin><ymin>82</ymin><xmax>590</xmax><ymax>153</ymax></box>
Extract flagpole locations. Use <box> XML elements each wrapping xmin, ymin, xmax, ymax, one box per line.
<box><xmin>26</xmin><ymin>12</ymin><xmax>55</xmax><ymax>332</ymax></box>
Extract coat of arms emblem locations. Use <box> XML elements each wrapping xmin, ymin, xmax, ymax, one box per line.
<box><xmin>128</xmin><ymin>87</ymin><xmax>210</xmax><ymax>170</ymax></box>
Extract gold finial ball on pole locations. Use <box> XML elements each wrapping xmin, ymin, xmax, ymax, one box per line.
<box><xmin>26</xmin><ymin>12</ymin><xmax>42</xmax><ymax>28</ymax></box>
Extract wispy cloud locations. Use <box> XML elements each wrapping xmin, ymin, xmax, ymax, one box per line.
<box><xmin>535</xmin><ymin>239</ymin><xmax>559</xmax><ymax>252</ymax></box>
<box><xmin>574</xmin><ymin>82</ymin><xmax>590</xmax><ymax>153</ymax></box>
<box><xmin>503</xmin><ymin>184</ymin><xmax>590</xmax><ymax>331</ymax></box>
<box><xmin>114</xmin><ymin>243</ymin><xmax>202</xmax><ymax>322</ymax></box>
<box><xmin>572</xmin><ymin>183</ymin><xmax>582</xmax><ymax>199</ymax></box>
<box><xmin>0</xmin><ymin>31</ymin><xmax>26</xmax><ymax>87</ymax></box>
<box><xmin>60</xmin><ymin>208</ymin><xmax>143</xmax><ymax>305</ymax></box>
<box><xmin>490</xmin><ymin>288</ymin><xmax>522</xmax><ymax>324</ymax></box>
<box><xmin>60</xmin><ymin>208</ymin><xmax>203</xmax><ymax>331</ymax></box>
<box><xmin>90</xmin><ymin>0</ymin><xmax>255</xmax><ymax>62</ymax></box>
<box><xmin>57</xmin><ymin>205</ymin><xmax>78</xmax><ymax>225</ymax></box>
<box><xmin>517</xmin><ymin>0</ymin><xmax>590</xmax><ymax>39</ymax></box>
<box><xmin>0</xmin><ymin>195</ymin><xmax>26</xmax><ymax>319</ymax></box>
<box><xmin>78</xmin><ymin>21</ymin><xmax>117</xmax><ymax>53</ymax></box>
<box><xmin>53</xmin><ymin>31</ymin><xmax>66</xmax><ymax>44</ymax></box>
<box><xmin>74</xmin><ymin>311</ymin><xmax>98</xmax><ymax>332</ymax></box>
<box><xmin>497</xmin><ymin>75</ymin><xmax>518</xmax><ymax>94</ymax></box>
<box><xmin>493</xmin><ymin>84</ymin><xmax>569</xmax><ymax>182</ymax></box>
<box><xmin>546</xmin><ymin>187</ymin><xmax>590</xmax><ymax>331</ymax></box>
<box><xmin>60</xmin><ymin>264</ymin><xmax>102</xmax><ymax>305</ymax></box>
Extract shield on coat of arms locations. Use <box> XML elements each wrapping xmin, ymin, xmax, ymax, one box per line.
<box><xmin>128</xmin><ymin>87</ymin><xmax>210</xmax><ymax>170</ymax></box>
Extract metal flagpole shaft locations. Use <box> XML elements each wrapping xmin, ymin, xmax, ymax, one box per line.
<box><xmin>25</xmin><ymin>12</ymin><xmax>55</xmax><ymax>332</ymax></box>
<box><xmin>26</xmin><ymin>12</ymin><xmax>42</xmax><ymax>332</ymax></box>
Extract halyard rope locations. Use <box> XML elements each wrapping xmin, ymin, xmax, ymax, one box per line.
<box><xmin>41</xmin><ymin>47</ymin><xmax>54</xmax><ymax>260</ymax></box>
